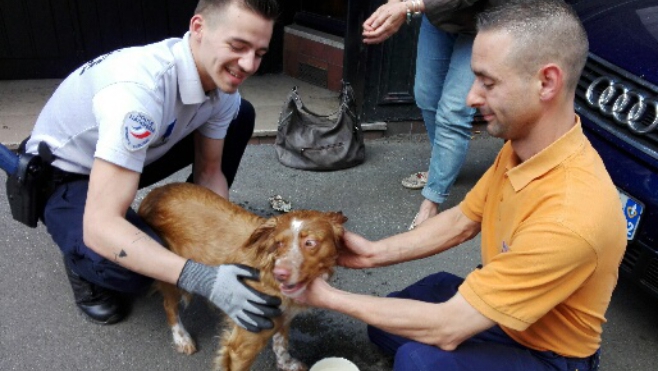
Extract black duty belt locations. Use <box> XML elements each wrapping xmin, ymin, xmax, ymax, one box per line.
<box><xmin>51</xmin><ymin>167</ymin><xmax>90</xmax><ymax>187</ymax></box>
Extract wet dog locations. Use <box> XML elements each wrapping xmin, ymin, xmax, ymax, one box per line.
<box><xmin>138</xmin><ymin>182</ymin><xmax>346</xmax><ymax>371</ymax></box>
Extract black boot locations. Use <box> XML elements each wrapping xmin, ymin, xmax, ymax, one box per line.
<box><xmin>63</xmin><ymin>260</ymin><xmax>128</xmax><ymax>325</ymax></box>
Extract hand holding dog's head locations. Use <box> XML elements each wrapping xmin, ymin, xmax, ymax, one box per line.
<box><xmin>246</xmin><ymin>210</ymin><xmax>348</xmax><ymax>298</ymax></box>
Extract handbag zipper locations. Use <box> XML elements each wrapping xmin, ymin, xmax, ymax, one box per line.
<box><xmin>300</xmin><ymin>142</ymin><xmax>345</xmax><ymax>153</ymax></box>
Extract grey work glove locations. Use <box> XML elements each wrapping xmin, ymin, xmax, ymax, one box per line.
<box><xmin>177</xmin><ymin>260</ymin><xmax>282</xmax><ymax>332</ymax></box>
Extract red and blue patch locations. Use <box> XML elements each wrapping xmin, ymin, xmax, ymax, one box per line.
<box><xmin>122</xmin><ymin>112</ymin><xmax>157</xmax><ymax>151</ymax></box>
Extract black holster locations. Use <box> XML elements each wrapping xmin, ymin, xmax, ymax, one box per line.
<box><xmin>5</xmin><ymin>142</ymin><xmax>53</xmax><ymax>228</ymax></box>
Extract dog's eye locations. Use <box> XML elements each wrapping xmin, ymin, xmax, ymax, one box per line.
<box><xmin>305</xmin><ymin>240</ymin><xmax>318</xmax><ymax>248</ymax></box>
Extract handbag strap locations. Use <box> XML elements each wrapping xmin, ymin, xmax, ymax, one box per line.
<box><xmin>339</xmin><ymin>81</ymin><xmax>357</xmax><ymax>119</ymax></box>
<box><xmin>340</xmin><ymin>81</ymin><xmax>355</xmax><ymax>105</ymax></box>
<box><xmin>289</xmin><ymin>85</ymin><xmax>305</xmax><ymax>111</ymax></box>
<box><xmin>285</xmin><ymin>83</ymin><xmax>357</xmax><ymax>119</ymax></box>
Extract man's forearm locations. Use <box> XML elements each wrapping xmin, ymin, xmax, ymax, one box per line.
<box><xmin>195</xmin><ymin>171</ymin><xmax>229</xmax><ymax>199</ymax></box>
<box><xmin>83</xmin><ymin>158</ymin><xmax>188</xmax><ymax>285</ymax></box>
<box><xmin>83</xmin><ymin>214</ymin><xmax>187</xmax><ymax>285</ymax></box>
<box><xmin>373</xmin><ymin>206</ymin><xmax>480</xmax><ymax>267</ymax></box>
<box><xmin>318</xmin><ymin>284</ymin><xmax>493</xmax><ymax>350</ymax></box>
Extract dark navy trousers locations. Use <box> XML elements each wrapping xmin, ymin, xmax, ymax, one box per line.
<box><xmin>43</xmin><ymin>99</ymin><xmax>255</xmax><ymax>294</ymax></box>
<box><xmin>368</xmin><ymin>272</ymin><xmax>600</xmax><ymax>371</ymax></box>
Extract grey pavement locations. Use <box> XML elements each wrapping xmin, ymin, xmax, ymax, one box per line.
<box><xmin>2</xmin><ymin>77</ymin><xmax>658</xmax><ymax>370</ymax></box>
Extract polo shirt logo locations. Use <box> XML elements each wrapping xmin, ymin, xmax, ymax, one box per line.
<box><xmin>122</xmin><ymin>112</ymin><xmax>157</xmax><ymax>151</ymax></box>
<box><xmin>163</xmin><ymin>119</ymin><xmax>176</xmax><ymax>139</ymax></box>
<box><xmin>502</xmin><ymin>241</ymin><xmax>510</xmax><ymax>253</ymax></box>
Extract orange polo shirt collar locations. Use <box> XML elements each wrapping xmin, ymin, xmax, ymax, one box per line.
<box><xmin>507</xmin><ymin>116</ymin><xmax>584</xmax><ymax>192</ymax></box>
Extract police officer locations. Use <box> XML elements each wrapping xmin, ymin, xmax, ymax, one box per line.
<box><xmin>20</xmin><ymin>0</ymin><xmax>282</xmax><ymax>330</ymax></box>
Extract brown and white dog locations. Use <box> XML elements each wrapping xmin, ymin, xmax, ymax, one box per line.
<box><xmin>137</xmin><ymin>182</ymin><xmax>347</xmax><ymax>371</ymax></box>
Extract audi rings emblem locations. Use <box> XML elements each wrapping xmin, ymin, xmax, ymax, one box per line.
<box><xmin>586</xmin><ymin>76</ymin><xmax>658</xmax><ymax>134</ymax></box>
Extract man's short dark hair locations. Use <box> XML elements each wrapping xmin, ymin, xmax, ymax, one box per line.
<box><xmin>195</xmin><ymin>0</ymin><xmax>279</xmax><ymax>21</ymax></box>
<box><xmin>477</xmin><ymin>0</ymin><xmax>588</xmax><ymax>92</ymax></box>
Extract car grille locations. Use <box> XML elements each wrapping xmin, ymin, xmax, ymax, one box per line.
<box><xmin>621</xmin><ymin>242</ymin><xmax>641</xmax><ymax>272</ymax></box>
<box><xmin>644</xmin><ymin>257</ymin><xmax>658</xmax><ymax>293</ymax></box>
<box><xmin>575</xmin><ymin>53</ymin><xmax>658</xmax><ymax>146</ymax></box>
<box><xmin>622</xmin><ymin>243</ymin><xmax>658</xmax><ymax>295</ymax></box>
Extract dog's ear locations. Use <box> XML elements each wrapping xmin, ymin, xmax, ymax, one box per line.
<box><xmin>327</xmin><ymin>211</ymin><xmax>348</xmax><ymax>225</ymax></box>
<box><xmin>244</xmin><ymin>217</ymin><xmax>278</xmax><ymax>250</ymax></box>
<box><xmin>325</xmin><ymin>211</ymin><xmax>348</xmax><ymax>249</ymax></box>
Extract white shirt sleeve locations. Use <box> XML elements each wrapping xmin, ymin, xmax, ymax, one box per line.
<box><xmin>93</xmin><ymin>82</ymin><xmax>165</xmax><ymax>173</ymax></box>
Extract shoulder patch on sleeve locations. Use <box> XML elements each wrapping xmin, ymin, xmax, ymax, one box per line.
<box><xmin>122</xmin><ymin>111</ymin><xmax>157</xmax><ymax>151</ymax></box>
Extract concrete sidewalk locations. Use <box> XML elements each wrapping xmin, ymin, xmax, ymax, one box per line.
<box><xmin>0</xmin><ymin>74</ymin><xmax>387</xmax><ymax>150</ymax></box>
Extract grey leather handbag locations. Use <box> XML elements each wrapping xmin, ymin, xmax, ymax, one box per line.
<box><xmin>275</xmin><ymin>82</ymin><xmax>365</xmax><ymax>171</ymax></box>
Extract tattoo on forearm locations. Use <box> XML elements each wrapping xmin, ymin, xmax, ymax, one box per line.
<box><xmin>132</xmin><ymin>231</ymin><xmax>150</xmax><ymax>244</ymax></box>
<box><xmin>115</xmin><ymin>232</ymin><xmax>152</xmax><ymax>261</ymax></box>
<box><xmin>114</xmin><ymin>249</ymin><xmax>128</xmax><ymax>261</ymax></box>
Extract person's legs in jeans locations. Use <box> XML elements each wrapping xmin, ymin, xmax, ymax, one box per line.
<box><xmin>421</xmin><ymin>32</ymin><xmax>475</xmax><ymax>205</ymax></box>
<box><xmin>410</xmin><ymin>16</ymin><xmax>475</xmax><ymax>227</ymax></box>
<box><xmin>368</xmin><ymin>272</ymin><xmax>571</xmax><ymax>371</ymax></box>
<box><xmin>402</xmin><ymin>17</ymin><xmax>451</xmax><ymax>192</ymax></box>
<box><xmin>414</xmin><ymin>16</ymin><xmax>453</xmax><ymax>146</ymax></box>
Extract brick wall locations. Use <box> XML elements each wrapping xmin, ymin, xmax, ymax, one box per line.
<box><xmin>283</xmin><ymin>24</ymin><xmax>344</xmax><ymax>92</ymax></box>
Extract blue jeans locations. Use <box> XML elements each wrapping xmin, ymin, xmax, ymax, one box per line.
<box><xmin>368</xmin><ymin>272</ymin><xmax>600</xmax><ymax>371</ymax></box>
<box><xmin>414</xmin><ymin>16</ymin><xmax>476</xmax><ymax>204</ymax></box>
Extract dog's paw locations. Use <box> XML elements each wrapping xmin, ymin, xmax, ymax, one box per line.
<box><xmin>174</xmin><ymin>339</ymin><xmax>197</xmax><ymax>355</ymax></box>
<box><xmin>171</xmin><ymin>324</ymin><xmax>197</xmax><ymax>355</ymax></box>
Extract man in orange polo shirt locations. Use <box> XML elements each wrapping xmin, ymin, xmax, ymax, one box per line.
<box><xmin>295</xmin><ymin>0</ymin><xmax>626</xmax><ymax>370</ymax></box>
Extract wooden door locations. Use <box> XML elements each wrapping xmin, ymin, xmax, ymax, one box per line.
<box><xmin>344</xmin><ymin>0</ymin><xmax>421</xmax><ymax>122</ymax></box>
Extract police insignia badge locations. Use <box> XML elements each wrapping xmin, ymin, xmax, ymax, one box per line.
<box><xmin>122</xmin><ymin>111</ymin><xmax>157</xmax><ymax>151</ymax></box>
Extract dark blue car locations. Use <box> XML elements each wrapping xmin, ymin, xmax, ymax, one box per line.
<box><xmin>569</xmin><ymin>0</ymin><xmax>658</xmax><ymax>298</ymax></box>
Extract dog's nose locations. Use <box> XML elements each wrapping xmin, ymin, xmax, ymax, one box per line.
<box><xmin>273</xmin><ymin>267</ymin><xmax>290</xmax><ymax>283</ymax></box>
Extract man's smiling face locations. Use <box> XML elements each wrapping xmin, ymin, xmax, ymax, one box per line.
<box><xmin>467</xmin><ymin>30</ymin><xmax>543</xmax><ymax>141</ymax></box>
<box><xmin>190</xmin><ymin>2</ymin><xmax>274</xmax><ymax>93</ymax></box>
